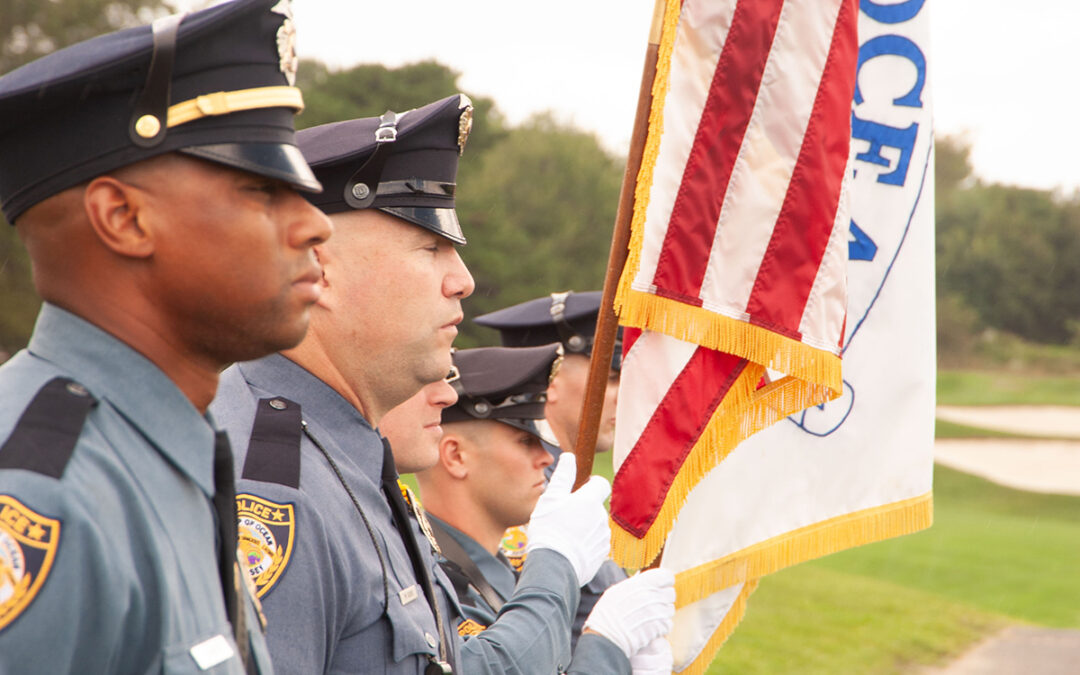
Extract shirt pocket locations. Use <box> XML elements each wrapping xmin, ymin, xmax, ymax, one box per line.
<box><xmin>384</xmin><ymin>583</ymin><xmax>440</xmax><ymax>669</ymax></box>
<box><xmin>161</xmin><ymin>627</ymin><xmax>244</xmax><ymax>674</ymax></box>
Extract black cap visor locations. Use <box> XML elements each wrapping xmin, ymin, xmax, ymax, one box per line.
<box><xmin>181</xmin><ymin>142</ymin><xmax>322</xmax><ymax>193</ymax></box>
<box><xmin>379</xmin><ymin>205</ymin><xmax>466</xmax><ymax>245</ymax></box>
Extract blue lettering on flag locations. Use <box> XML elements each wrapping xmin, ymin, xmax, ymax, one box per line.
<box><xmin>854</xmin><ymin>35</ymin><xmax>926</xmax><ymax>108</ymax></box>
<box><xmin>848</xmin><ymin>220</ymin><xmax>877</xmax><ymax>261</ymax></box>
<box><xmin>860</xmin><ymin>0</ymin><xmax>925</xmax><ymax>25</ymax></box>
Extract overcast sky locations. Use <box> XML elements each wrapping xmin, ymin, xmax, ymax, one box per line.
<box><xmin>287</xmin><ymin>0</ymin><xmax>1078</xmax><ymax>193</ymax></box>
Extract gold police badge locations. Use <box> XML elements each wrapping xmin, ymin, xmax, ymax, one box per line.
<box><xmin>0</xmin><ymin>496</ymin><xmax>60</xmax><ymax>633</ymax></box>
<box><xmin>499</xmin><ymin>525</ymin><xmax>528</xmax><ymax>573</ymax></box>
<box><xmin>457</xmin><ymin>95</ymin><xmax>473</xmax><ymax>156</ymax></box>
<box><xmin>236</xmin><ymin>493</ymin><xmax>295</xmax><ymax>599</ymax></box>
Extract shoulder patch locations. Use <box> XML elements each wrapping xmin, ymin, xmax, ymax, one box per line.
<box><xmin>500</xmin><ymin>526</ymin><xmax>528</xmax><ymax>572</ymax></box>
<box><xmin>0</xmin><ymin>377</ymin><xmax>96</xmax><ymax>479</ymax></box>
<box><xmin>0</xmin><ymin>495</ymin><xmax>61</xmax><ymax>633</ymax></box>
<box><xmin>236</xmin><ymin>493</ymin><xmax>295</xmax><ymax>598</ymax></box>
<box><xmin>457</xmin><ymin>618</ymin><xmax>486</xmax><ymax>637</ymax></box>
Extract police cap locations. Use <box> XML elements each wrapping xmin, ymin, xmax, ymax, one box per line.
<box><xmin>442</xmin><ymin>344</ymin><xmax>562</xmax><ymax>436</ymax></box>
<box><xmin>296</xmin><ymin>94</ymin><xmax>473</xmax><ymax>244</ymax></box>
<box><xmin>474</xmin><ymin>291</ymin><xmax>623</xmax><ymax>370</ymax></box>
<box><xmin>0</xmin><ymin>0</ymin><xmax>320</xmax><ymax>224</ymax></box>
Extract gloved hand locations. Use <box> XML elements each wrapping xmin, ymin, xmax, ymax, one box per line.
<box><xmin>630</xmin><ymin>636</ymin><xmax>674</xmax><ymax>675</ymax></box>
<box><xmin>525</xmin><ymin>453</ymin><xmax>611</xmax><ymax>586</ymax></box>
<box><xmin>583</xmin><ymin>568</ymin><xmax>676</xmax><ymax>659</ymax></box>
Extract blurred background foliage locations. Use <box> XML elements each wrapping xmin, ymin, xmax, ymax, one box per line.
<box><xmin>4</xmin><ymin>1</ymin><xmax>1080</xmax><ymax>371</ymax></box>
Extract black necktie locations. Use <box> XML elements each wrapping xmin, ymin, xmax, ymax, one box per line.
<box><xmin>213</xmin><ymin>431</ymin><xmax>253</xmax><ymax>673</ymax></box>
<box><xmin>380</xmin><ymin>437</ymin><xmax>453</xmax><ymax>674</ymax></box>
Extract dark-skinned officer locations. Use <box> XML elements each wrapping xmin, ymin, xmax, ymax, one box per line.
<box><xmin>0</xmin><ymin>0</ymin><xmax>331</xmax><ymax>672</ymax></box>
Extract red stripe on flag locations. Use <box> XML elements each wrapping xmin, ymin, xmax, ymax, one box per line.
<box><xmin>612</xmin><ymin>348</ymin><xmax>748</xmax><ymax>536</ymax></box>
<box><xmin>621</xmin><ymin>327</ymin><xmax>643</xmax><ymax>357</ymax></box>
<box><xmin>743</xmin><ymin>0</ymin><xmax>858</xmax><ymax>333</ymax></box>
<box><xmin>651</xmin><ymin>0</ymin><xmax>786</xmax><ymax>304</ymax></box>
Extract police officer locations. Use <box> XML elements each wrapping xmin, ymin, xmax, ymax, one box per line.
<box><xmin>0</xmin><ymin>0</ymin><xmax>331</xmax><ymax>672</ymax></box>
<box><xmin>390</xmin><ymin>345</ymin><xmax>675</xmax><ymax>674</ymax></box>
<box><xmin>474</xmin><ymin>290</ymin><xmax>622</xmax><ymax>458</ymax></box>
<box><xmin>474</xmin><ymin>291</ymin><xmax>628</xmax><ymax>638</ymax></box>
<box><xmin>212</xmin><ymin>96</ymin><xmax>618</xmax><ymax>674</ymax></box>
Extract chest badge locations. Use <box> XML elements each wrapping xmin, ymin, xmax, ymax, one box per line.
<box><xmin>0</xmin><ymin>496</ymin><xmax>60</xmax><ymax>633</ymax></box>
<box><xmin>499</xmin><ymin>525</ymin><xmax>528</xmax><ymax>573</ymax></box>
<box><xmin>236</xmin><ymin>493</ymin><xmax>295</xmax><ymax>599</ymax></box>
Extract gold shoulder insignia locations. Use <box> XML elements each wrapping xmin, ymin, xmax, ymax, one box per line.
<box><xmin>236</xmin><ymin>493</ymin><xmax>295</xmax><ymax>599</ymax></box>
<box><xmin>500</xmin><ymin>525</ymin><xmax>528</xmax><ymax>573</ymax></box>
<box><xmin>0</xmin><ymin>495</ymin><xmax>61</xmax><ymax>633</ymax></box>
<box><xmin>457</xmin><ymin>618</ymin><xmax>486</xmax><ymax>637</ymax></box>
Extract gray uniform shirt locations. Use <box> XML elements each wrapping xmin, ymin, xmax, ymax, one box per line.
<box><xmin>211</xmin><ymin>354</ymin><xmax>624</xmax><ymax>674</ymax></box>
<box><xmin>428</xmin><ymin>515</ymin><xmax>630</xmax><ymax>675</ymax></box>
<box><xmin>0</xmin><ymin>303</ymin><xmax>271</xmax><ymax>674</ymax></box>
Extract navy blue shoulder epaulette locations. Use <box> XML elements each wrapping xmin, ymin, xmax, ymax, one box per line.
<box><xmin>0</xmin><ymin>377</ymin><xmax>97</xmax><ymax>478</ymax></box>
<box><xmin>240</xmin><ymin>396</ymin><xmax>302</xmax><ymax>488</ymax></box>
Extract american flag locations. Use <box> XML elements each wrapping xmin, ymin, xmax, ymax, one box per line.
<box><xmin>611</xmin><ymin>0</ymin><xmax>857</xmax><ymax>569</ymax></box>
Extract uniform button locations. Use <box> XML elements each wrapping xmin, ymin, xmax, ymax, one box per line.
<box><xmin>66</xmin><ymin>382</ymin><xmax>89</xmax><ymax>397</ymax></box>
<box><xmin>269</xmin><ymin>399</ymin><xmax>287</xmax><ymax>410</ymax></box>
<box><xmin>425</xmin><ymin>632</ymin><xmax>437</xmax><ymax>648</ymax></box>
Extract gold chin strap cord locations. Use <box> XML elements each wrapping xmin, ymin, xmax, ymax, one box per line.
<box><xmin>166</xmin><ymin>85</ymin><xmax>304</xmax><ymax>128</ymax></box>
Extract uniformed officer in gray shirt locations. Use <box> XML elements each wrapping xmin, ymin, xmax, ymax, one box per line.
<box><xmin>0</xmin><ymin>1</ymin><xmax>331</xmax><ymax>672</ymax></box>
<box><xmin>389</xmin><ymin>345</ymin><xmax>675</xmax><ymax>675</ymax></box>
<box><xmin>212</xmin><ymin>96</ymin><xmax>639</xmax><ymax>674</ymax></box>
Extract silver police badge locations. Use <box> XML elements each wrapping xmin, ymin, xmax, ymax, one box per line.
<box><xmin>271</xmin><ymin>0</ymin><xmax>298</xmax><ymax>86</ymax></box>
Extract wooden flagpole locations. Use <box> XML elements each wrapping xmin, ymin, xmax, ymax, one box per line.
<box><xmin>574</xmin><ymin>0</ymin><xmax>667</xmax><ymax>490</ymax></box>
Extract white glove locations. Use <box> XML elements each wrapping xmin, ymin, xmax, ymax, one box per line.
<box><xmin>525</xmin><ymin>453</ymin><xmax>611</xmax><ymax>586</ymax></box>
<box><xmin>630</xmin><ymin>636</ymin><xmax>674</xmax><ymax>675</ymax></box>
<box><xmin>583</xmin><ymin>568</ymin><xmax>676</xmax><ymax>659</ymax></box>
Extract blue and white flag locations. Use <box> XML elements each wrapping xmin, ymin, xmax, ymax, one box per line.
<box><xmin>659</xmin><ymin>2</ymin><xmax>936</xmax><ymax>672</ymax></box>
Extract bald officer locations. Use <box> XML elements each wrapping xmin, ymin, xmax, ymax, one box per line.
<box><xmin>0</xmin><ymin>1</ymin><xmax>330</xmax><ymax>672</ymax></box>
<box><xmin>212</xmin><ymin>97</ymin><xmax>616</xmax><ymax>674</ymax></box>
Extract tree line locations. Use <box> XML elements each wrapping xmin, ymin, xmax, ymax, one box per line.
<box><xmin>2</xmin><ymin>1</ymin><xmax>1079</xmax><ymax>360</ymax></box>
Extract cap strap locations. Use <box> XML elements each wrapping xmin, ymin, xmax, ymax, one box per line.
<box><xmin>129</xmin><ymin>12</ymin><xmax>186</xmax><ymax>148</ymax></box>
<box><xmin>342</xmin><ymin>109</ymin><xmax>406</xmax><ymax>209</ymax></box>
<box><xmin>166</xmin><ymin>86</ymin><xmax>305</xmax><ymax>128</ymax></box>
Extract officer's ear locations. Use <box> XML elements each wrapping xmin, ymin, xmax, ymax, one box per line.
<box><xmin>83</xmin><ymin>175</ymin><xmax>154</xmax><ymax>259</ymax></box>
<box><xmin>439</xmin><ymin>434</ymin><xmax>468</xmax><ymax>480</ymax></box>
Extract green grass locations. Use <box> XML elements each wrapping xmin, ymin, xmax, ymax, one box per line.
<box><xmin>932</xmin><ymin>417</ymin><xmax>1065</xmax><ymax>440</ymax></box>
<box><xmin>707</xmin><ymin>567</ymin><xmax>1008</xmax><ymax>674</ymax></box>
<box><xmin>937</xmin><ymin>369</ymin><xmax>1080</xmax><ymax>406</ymax></box>
<box><xmin>702</xmin><ymin>465</ymin><xmax>1080</xmax><ymax>673</ymax></box>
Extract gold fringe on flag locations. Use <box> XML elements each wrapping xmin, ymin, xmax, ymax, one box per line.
<box><xmin>610</xmin><ymin>361</ymin><xmax>842</xmax><ymax>569</ymax></box>
<box><xmin>618</xmin><ymin>289</ymin><xmax>843</xmax><ymax>393</ymax></box>
<box><xmin>673</xmin><ymin>492</ymin><xmax>933</xmax><ymax>608</ymax></box>
<box><xmin>665</xmin><ymin>493</ymin><xmax>932</xmax><ymax>672</ymax></box>
<box><xmin>615</xmin><ymin>0</ymin><xmax>680</xmax><ymax>316</ymax></box>
<box><xmin>674</xmin><ymin>579</ymin><xmax>759</xmax><ymax>675</ymax></box>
